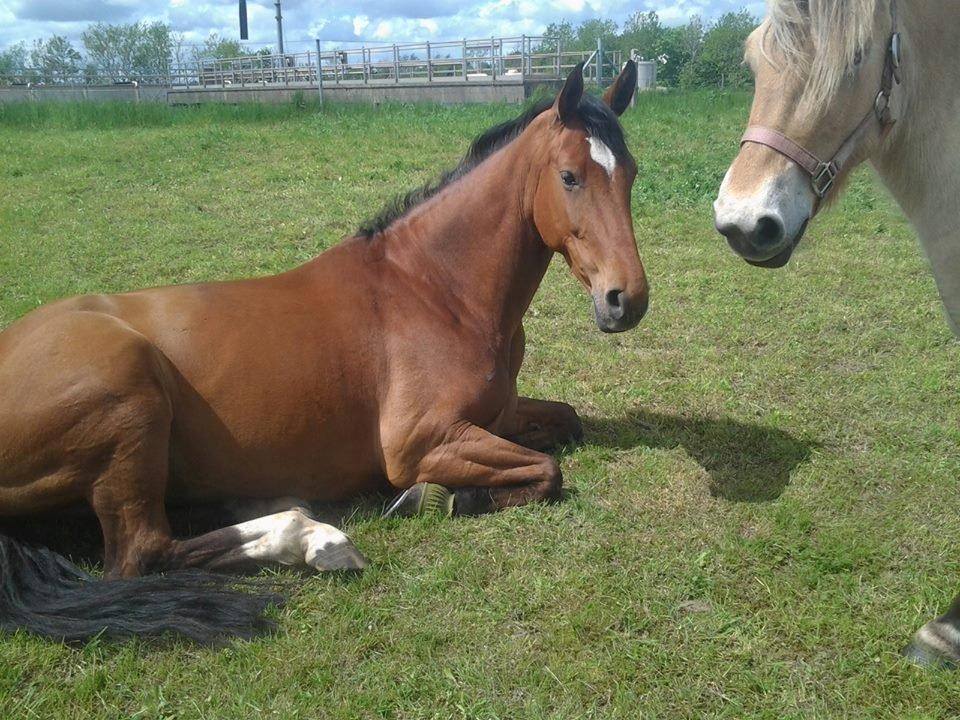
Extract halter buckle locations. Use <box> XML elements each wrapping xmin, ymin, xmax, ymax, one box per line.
<box><xmin>874</xmin><ymin>90</ymin><xmax>890</xmax><ymax>121</ymax></box>
<box><xmin>890</xmin><ymin>32</ymin><xmax>901</xmax><ymax>69</ymax></box>
<box><xmin>811</xmin><ymin>162</ymin><xmax>837</xmax><ymax>198</ymax></box>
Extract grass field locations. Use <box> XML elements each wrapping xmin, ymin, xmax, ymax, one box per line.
<box><xmin>1</xmin><ymin>92</ymin><xmax>959</xmax><ymax>718</ymax></box>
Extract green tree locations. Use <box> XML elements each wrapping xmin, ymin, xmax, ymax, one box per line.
<box><xmin>29</xmin><ymin>35</ymin><xmax>82</xmax><ymax>82</ymax></box>
<box><xmin>575</xmin><ymin>18</ymin><xmax>619</xmax><ymax>52</ymax></box>
<box><xmin>684</xmin><ymin>11</ymin><xmax>756</xmax><ymax>88</ymax></box>
<box><xmin>539</xmin><ymin>20</ymin><xmax>575</xmax><ymax>53</ymax></box>
<box><xmin>662</xmin><ymin>16</ymin><xmax>704</xmax><ymax>87</ymax></box>
<box><xmin>195</xmin><ymin>33</ymin><xmax>247</xmax><ymax>62</ymax></box>
<box><xmin>0</xmin><ymin>42</ymin><xmax>28</xmax><ymax>80</ymax></box>
<box><xmin>82</xmin><ymin>22</ymin><xmax>173</xmax><ymax>80</ymax></box>
<box><xmin>620</xmin><ymin>10</ymin><xmax>665</xmax><ymax>60</ymax></box>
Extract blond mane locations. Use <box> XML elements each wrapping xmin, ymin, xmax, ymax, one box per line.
<box><xmin>763</xmin><ymin>0</ymin><xmax>883</xmax><ymax>110</ymax></box>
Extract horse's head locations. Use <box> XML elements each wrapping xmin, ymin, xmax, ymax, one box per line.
<box><xmin>714</xmin><ymin>0</ymin><xmax>901</xmax><ymax>267</ymax></box>
<box><xmin>530</xmin><ymin>61</ymin><xmax>648</xmax><ymax>332</ymax></box>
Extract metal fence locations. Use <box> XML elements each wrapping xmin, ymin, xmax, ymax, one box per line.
<box><xmin>0</xmin><ymin>35</ymin><xmax>623</xmax><ymax>89</ymax></box>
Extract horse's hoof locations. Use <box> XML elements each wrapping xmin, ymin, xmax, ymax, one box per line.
<box><xmin>382</xmin><ymin>483</ymin><xmax>454</xmax><ymax>518</ymax></box>
<box><xmin>304</xmin><ymin>523</ymin><xmax>369</xmax><ymax>571</ymax></box>
<box><xmin>903</xmin><ymin>622</ymin><xmax>960</xmax><ymax>669</ymax></box>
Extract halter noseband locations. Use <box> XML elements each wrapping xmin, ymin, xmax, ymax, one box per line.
<box><xmin>740</xmin><ymin>0</ymin><xmax>902</xmax><ymax>203</ymax></box>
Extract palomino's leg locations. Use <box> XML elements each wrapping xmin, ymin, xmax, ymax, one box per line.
<box><xmin>904</xmin><ymin>593</ymin><xmax>960</xmax><ymax>668</ymax></box>
<box><xmin>385</xmin><ymin>422</ymin><xmax>561</xmax><ymax>517</ymax></box>
<box><xmin>166</xmin><ymin>508</ymin><xmax>368</xmax><ymax>572</ymax></box>
<box><xmin>503</xmin><ymin>397</ymin><xmax>584</xmax><ymax>452</ymax></box>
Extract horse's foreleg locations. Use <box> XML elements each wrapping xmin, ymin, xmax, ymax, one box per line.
<box><xmin>904</xmin><ymin>593</ymin><xmax>960</xmax><ymax>668</ymax></box>
<box><xmin>502</xmin><ymin>325</ymin><xmax>582</xmax><ymax>451</ymax></box>
<box><xmin>502</xmin><ymin>397</ymin><xmax>583</xmax><ymax>451</ymax></box>
<box><xmin>386</xmin><ymin>423</ymin><xmax>562</xmax><ymax>517</ymax></box>
<box><xmin>167</xmin><ymin>507</ymin><xmax>368</xmax><ymax>572</ymax></box>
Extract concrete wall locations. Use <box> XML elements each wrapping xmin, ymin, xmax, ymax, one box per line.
<box><xmin>0</xmin><ymin>78</ymin><xmax>563</xmax><ymax>107</ymax></box>
<box><xmin>168</xmin><ymin>78</ymin><xmax>563</xmax><ymax>106</ymax></box>
<box><xmin>0</xmin><ymin>85</ymin><xmax>168</xmax><ymax>103</ymax></box>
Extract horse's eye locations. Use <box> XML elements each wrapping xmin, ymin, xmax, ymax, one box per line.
<box><xmin>560</xmin><ymin>171</ymin><xmax>578</xmax><ymax>189</ymax></box>
<box><xmin>853</xmin><ymin>48</ymin><xmax>863</xmax><ymax>65</ymax></box>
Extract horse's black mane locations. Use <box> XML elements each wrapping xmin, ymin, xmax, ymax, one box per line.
<box><xmin>357</xmin><ymin>93</ymin><xmax>630</xmax><ymax>238</ymax></box>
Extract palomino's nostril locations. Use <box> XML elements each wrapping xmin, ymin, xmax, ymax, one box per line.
<box><xmin>755</xmin><ymin>215</ymin><xmax>784</xmax><ymax>247</ymax></box>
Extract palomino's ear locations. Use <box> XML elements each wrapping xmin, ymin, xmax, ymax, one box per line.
<box><xmin>554</xmin><ymin>62</ymin><xmax>584</xmax><ymax>125</ymax></box>
<box><xmin>602</xmin><ymin>59</ymin><xmax>637</xmax><ymax>116</ymax></box>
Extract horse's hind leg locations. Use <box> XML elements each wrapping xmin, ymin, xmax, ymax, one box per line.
<box><xmin>0</xmin><ymin>311</ymin><xmax>178</xmax><ymax>578</ymax></box>
<box><xmin>166</xmin><ymin>508</ymin><xmax>368</xmax><ymax>572</ymax></box>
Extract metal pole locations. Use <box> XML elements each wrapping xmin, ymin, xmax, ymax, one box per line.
<box><xmin>462</xmin><ymin>39</ymin><xmax>467</xmax><ymax>80</ymax></box>
<box><xmin>596</xmin><ymin>36</ymin><xmax>603</xmax><ymax>86</ymax></box>
<box><xmin>314</xmin><ymin>39</ymin><xmax>323</xmax><ymax>104</ymax></box>
<box><xmin>426</xmin><ymin>41</ymin><xmax>432</xmax><ymax>82</ymax></box>
<box><xmin>275</xmin><ymin>1</ymin><xmax>285</xmax><ymax>55</ymax></box>
<box><xmin>393</xmin><ymin>44</ymin><xmax>400</xmax><ymax>82</ymax></box>
<box><xmin>490</xmin><ymin>37</ymin><xmax>496</xmax><ymax>80</ymax></box>
<box><xmin>521</xmin><ymin>34</ymin><xmax>527</xmax><ymax>76</ymax></box>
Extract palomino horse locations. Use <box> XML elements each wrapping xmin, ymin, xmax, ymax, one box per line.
<box><xmin>714</xmin><ymin>0</ymin><xmax>960</xmax><ymax>666</ymax></box>
<box><xmin>0</xmin><ymin>62</ymin><xmax>647</xmax><ymax>643</ymax></box>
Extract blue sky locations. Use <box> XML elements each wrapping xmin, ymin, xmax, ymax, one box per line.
<box><xmin>0</xmin><ymin>0</ymin><xmax>766</xmax><ymax>52</ymax></box>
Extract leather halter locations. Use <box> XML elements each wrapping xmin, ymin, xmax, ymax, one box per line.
<box><xmin>741</xmin><ymin>0</ymin><xmax>902</xmax><ymax>204</ymax></box>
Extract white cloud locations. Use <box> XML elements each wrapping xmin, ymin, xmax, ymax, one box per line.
<box><xmin>352</xmin><ymin>15</ymin><xmax>370</xmax><ymax>35</ymax></box>
<box><xmin>0</xmin><ymin>0</ymin><xmax>765</xmax><ymax>54</ymax></box>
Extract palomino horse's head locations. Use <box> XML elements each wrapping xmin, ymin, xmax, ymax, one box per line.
<box><xmin>531</xmin><ymin>62</ymin><xmax>648</xmax><ymax>332</ymax></box>
<box><xmin>714</xmin><ymin>0</ymin><xmax>902</xmax><ymax>267</ymax></box>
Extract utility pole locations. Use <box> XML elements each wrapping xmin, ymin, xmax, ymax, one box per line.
<box><xmin>275</xmin><ymin>0</ymin><xmax>285</xmax><ymax>55</ymax></box>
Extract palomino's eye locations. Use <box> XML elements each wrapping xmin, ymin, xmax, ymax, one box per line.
<box><xmin>560</xmin><ymin>170</ymin><xmax>578</xmax><ymax>189</ymax></box>
<box><xmin>853</xmin><ymin>48</ymin><xmax>862</xmax><ymax>65</ymax></box>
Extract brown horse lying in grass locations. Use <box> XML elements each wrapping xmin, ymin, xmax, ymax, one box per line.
<box><xmin>0</xmin><ymin>62</ymin><xmax>648</xmax><ymax>643</ymax></box>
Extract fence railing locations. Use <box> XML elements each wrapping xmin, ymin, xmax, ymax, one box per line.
<box><xmin>0</xmin><ymin>35</ymin><xmax>623</xmax><ymax>89</ymax></box>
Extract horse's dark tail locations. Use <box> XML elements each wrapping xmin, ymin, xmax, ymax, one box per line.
<box><xmin>0</xmin><ymin>533</ymin><xmax>283</xmax><ymax>644</ymax></box>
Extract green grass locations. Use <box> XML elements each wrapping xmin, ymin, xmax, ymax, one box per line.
<box><xmin>1</xmin><ymin>92</ymin><xmax>959</xmax><ymax>718</ymax></box>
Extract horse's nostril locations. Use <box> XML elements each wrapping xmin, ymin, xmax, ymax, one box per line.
<box><xmin>605</xmin><ymin>288</ymin><xmax>624</xmax><ymax>309</ymax></box>
<box><xmin>755</xmin><ymin>215</ymin><xmax>784</xmax><ymax>247</ymax></box>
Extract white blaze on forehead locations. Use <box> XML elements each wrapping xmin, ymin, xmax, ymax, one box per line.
<box><xmin>587</xmin><ymin>136</ymin><xmax>616</xmax><ymax>178</ymax></box>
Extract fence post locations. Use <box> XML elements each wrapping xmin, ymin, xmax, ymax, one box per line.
<box><xmin>462</xmin><ymin>39</ymin><xmax>467</xmax><ymax>80</ymax></box>
<box><xmin>393</xmin><ymin>44</ymin><xmax>400</xmax><ymax>82</ymax></box>
<box><xmin>315</xmin><ymin>39</ymin><xmax>324</xmax><ymax>104</ymax></box>
<box><xmin>596</xmin><ymin>37</ymin><xmax>603</xmax><ymax>86</ymax></box>
<box><xmin>490</xmin><ymin>37</ymin><xmax>496</xmax><ymax>80</ymax></box>
<box><xmin>521</xmin><ymin>34</ymin><xmax>527</xmax><ymax>76</ymax></box>
<box><xmin>426</xmin><ymin>41</ymin><xmax>432</xmax><ymax>82</ymax></box>
<box><xmin>556</xmin><ymin>37</ymin><xmax>561</xmax><ymax>77</ymax></box>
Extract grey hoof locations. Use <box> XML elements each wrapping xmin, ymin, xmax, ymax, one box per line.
<box><xmin>903</xmin><ymin>622</ymin><xmax>960</xmax><ymax>670</ymax></box>
<box><xmin>383</xmin><ymin>483</ymin><xmax>454</xmax><ymax>518</ymax></box>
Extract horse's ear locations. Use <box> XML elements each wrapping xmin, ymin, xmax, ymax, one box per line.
<box><xmin>554</xmin><ymin>62</ymin><xmax>584</xmax><ymax>125</ymax></box>
<box><xmin>602</xmin><ymin>59</ymin><xmax>637</xmax><ymax>116</ymax></box>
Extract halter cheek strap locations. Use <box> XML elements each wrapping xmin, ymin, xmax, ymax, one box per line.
<box><xmin>740</xmin><ymin>0</ymin><xmax>902</xmax><ymax>204</ymax></box>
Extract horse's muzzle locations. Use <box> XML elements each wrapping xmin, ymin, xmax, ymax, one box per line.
<box><xmin>593</xmin><ymin>288</ymin><xmax>648</xmax><ymax>333</ymax></box>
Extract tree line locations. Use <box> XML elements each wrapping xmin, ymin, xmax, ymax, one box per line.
<box><xmin>540</xmin><ymin>10</ymin><xmax>757</xmax><ymax>88</ymax></box>
<box><xmin>0</xmin><ymin>10</ymin><xmax>758</xmax><ymax>88</ymax></box>
<box><xmin>0</xmin><ymin>23</ymin><xmax>261</xmax><ymax>83</ymax></box>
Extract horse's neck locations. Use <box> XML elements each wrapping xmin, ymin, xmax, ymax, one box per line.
<box><xmin>382</xmin><ymin>140</ymin><xmax>551</xmax><ymax>339</ymax></box>
<box><xmin>873</xmin><ymin>0</ymin><xmax>960</xmax><ymax>334</ymax></box>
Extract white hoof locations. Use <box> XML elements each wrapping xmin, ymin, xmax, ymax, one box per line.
<box><xmin>303</xmin><ymin>523</ymin><xmax>369</xmax><ymax>571</ymax></box>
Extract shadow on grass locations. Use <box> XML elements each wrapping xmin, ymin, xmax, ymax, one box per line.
<box><xmin>584</xmin><ymin>409</ymin><xmax>816</xmax><ymax>502</ymax></box>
